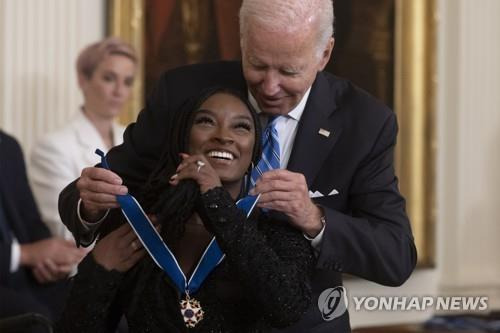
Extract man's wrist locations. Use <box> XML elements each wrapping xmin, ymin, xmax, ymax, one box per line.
<box><xmin>303</xmin><ymin>204</ymin><xmax>326</xmax><ymax>238</ymax></box>
<box><xmin>78</xmin><ymin>199</ymin><xmax>108</xmax><ymax>224</ymax></box>
<box><xmin>19</xmin><ymin>243</ymin><xmax>34</xmax><ymax>267</ymax></box>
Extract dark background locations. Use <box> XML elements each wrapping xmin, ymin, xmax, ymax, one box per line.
<box><xmin>144</xmin><ymin>0</ymin><xmax>395</xmax><ymax>107</ymax></box>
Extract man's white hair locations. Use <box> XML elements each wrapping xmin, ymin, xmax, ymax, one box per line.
<box><xmin>239</xmin><ymin>0</ymin><xmax>334</xmax><ymax>57</ymax></box>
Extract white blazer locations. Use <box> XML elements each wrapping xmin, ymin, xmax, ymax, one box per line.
<box><xmin>30</xmin><ymin>109</ymin><xmax>125</xmax><ymax>242</ymax></box>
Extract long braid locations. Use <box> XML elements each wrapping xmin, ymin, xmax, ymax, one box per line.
<box><xmin>140</xmin><ymin>96</ymin><xmax>199</xmax><ymax>247</ymax></box>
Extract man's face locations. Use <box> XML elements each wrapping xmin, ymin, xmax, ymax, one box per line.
<box><xmin>241</xmin><ymin>23</ymin><xmax>333</xmax><ymax>116</ymax></box>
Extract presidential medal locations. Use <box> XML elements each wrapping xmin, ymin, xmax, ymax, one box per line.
<box><xmin>97</xmin><ymin>149</ymin><xmax>258</xmax><ymax>331</ymax></box>
<box><xmin>180</xmin><ymin>295</ymin><xmax>204</xmax><ymax>328</ymax></box>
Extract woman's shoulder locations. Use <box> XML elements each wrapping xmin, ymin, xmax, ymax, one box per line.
<box><xmin>33</xmin><ymin>112</ymin><xmax>83</xmax><ymax>151</ymax></box>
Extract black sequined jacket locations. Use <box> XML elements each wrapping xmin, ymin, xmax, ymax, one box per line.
<box><xmin>56</xmin><ymin>187</ymin><xmax>315</xmax><ymax>333</ymax></box>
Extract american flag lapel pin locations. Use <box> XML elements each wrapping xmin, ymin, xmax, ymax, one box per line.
<box><xmin>318</xmin><ymin>128</ymin><xmax>331</xmax><ymax>138</ymax></box>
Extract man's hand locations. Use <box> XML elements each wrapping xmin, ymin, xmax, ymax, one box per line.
<box><xmin>92</xmin><ymin>223</ymin><xmax>147</xmax><ymax>272</ymax></box>
<box><xmin>249</xmin><ymin>169</ymin><xmax>324</xmax><ymax>237</ymax></box>
<box><xmin>32</xmin><ymin>258</ymin><xmax>74</xmax><ymax>283</ymax></box>
<box><xmin>20</xmin><ymin>237</ymin><xmax>88</xmax><ymax>283</ymax></box>
<box><xmin>77</xmin><ymin>167</ymin><xmax>128</xmax><ymax>221</ymax></box>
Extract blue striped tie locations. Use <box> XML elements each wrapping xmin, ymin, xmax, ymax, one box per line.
<box><xmin>250</xmin><ymin>116</ymin><xmax>281</xmax><ymax>188</ymax></box>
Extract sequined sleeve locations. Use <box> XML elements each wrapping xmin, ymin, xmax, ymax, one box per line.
<box><xmin>55</xmin><ymin>254</ymin><xmax>124</xmax><ymax>333</ymax></box>
<box><xmin>197</xmin><ymin>187</ymin><xmax>315</xmax><ymax>328</ymax></box>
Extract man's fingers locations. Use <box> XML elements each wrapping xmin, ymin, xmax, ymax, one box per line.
<box><xmin>53</xmin><ymin>240</ymin><xmax>88</xmax><ymax>264</ymax></box>
<box><xmin>80</xmin><ymin>196</ymin><xmax>121</xmax><ymax>211</ymax></box>
<box><xmin>56</xmin><ymin>263</ymin><xmax>75</xmax><ymax>275</ymax></box>
<box><xmin>83</xmin><ymin>180</ymin><xmax>127</xmax><ymax>196</ymax></box>
<box><xmin>259</xmin><ymin>169</ymin><xmax>301</xmax><ymax>182</ymax></box>
<box><xmin>257</xmin><ymin>190</ymin><xmax>302</xmax><ymax>204</ymax></box>
<box><xmin>32</xmin><ymin>267</ymin><xmax>48</xmax><ymax>284</ymax></box>
<box><xmin>77</xmin><ymin>167</ymin><xmax>127</xmax><ymax>216</ymax></box>
<box><xmin>80</xmin><ymin>190</ymin><xmax>122</xmax><ymax>203</ymax></box>
<box><xmin>250</xmin><ymin>170</ymin><xmax>307</xmax><ymax>195</ymax></box>
<box><xmin>62</xmin><ymin>239</ymin><xmax>78</xmax><ymax>247</ymax></box>
<box><xmin>56</xmin><ymin>252</ymin><xmax>83</xmax><ymax>266</ymax></box>
<box><xmin>58</xmin><ymin>240</ymin><xmax>90</xmax><ymax>265</ymax></box>
<box><xmin>34</xmin><ymin>262</ymin><xmax>54</xmax><ymax>283</ymax></box>
<box><xmin>43</xmin><ymin>258</ymin><xmax>60</xmax><ymax>275</ymax></box>
<box><xmin>81</xmin><ymin>167</ymin><xmax>123</xmax><ymax>184</ymax></box>
<box><xmin>258</xmin><ymin>200</ymin><xmax>290</xmax><ymax>212</ymax></box>
<box><xmin>44</xmin><ymin>259</ymin><xmax>71</xmax><ymax>279</ymax></box>
<box><xmin>63</xmin><ymin>241</ymin><xmax>88</xmax><ymax>258</ymax></box>
<box><xmin>253</xmin><ymin>179</ymin><xmax>298</xmax><ymax>194</ymax></box>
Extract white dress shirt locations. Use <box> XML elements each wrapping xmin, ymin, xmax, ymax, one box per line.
<box><xmin>10</xmin><ymin>238</ymin><xmax>20</xmax><ymax>272</ymax></box>
<box><xmin>248</xmin><ymin>88</ymin><xmax>326</xmax><ymax>254</ymax></box>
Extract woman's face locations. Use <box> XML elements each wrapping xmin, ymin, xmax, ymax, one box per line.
<box><xmin>80</xmin><ymin>54</ymin><xmax>136</xmax><ymax>119</ymax></box>
<box><xmin>189</xmin><ymin>92</ymin><xmax>256</xmax><ymax>185</ymax></box>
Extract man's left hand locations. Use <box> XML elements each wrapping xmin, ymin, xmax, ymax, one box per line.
<box><xmin>249</xmin><ymin>169</ymin><xmax>323</xmax><ymax>237</ymax></box>
<box><xmin>32</xmin><ymin>259</ymin><xmax>73</xmax><ymax>284</ymax></box>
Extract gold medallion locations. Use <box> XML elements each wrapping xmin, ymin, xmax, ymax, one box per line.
<box><xmin>180</xmin><ymin>295</ymin><xmax>204</xmax><ymax>328</ymax></box>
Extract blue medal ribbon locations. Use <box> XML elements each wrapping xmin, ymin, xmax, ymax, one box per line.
<box><xmin>95</xmin><ymin>149</ymin><xmax>259</xmax><ymax>295</ymax></box>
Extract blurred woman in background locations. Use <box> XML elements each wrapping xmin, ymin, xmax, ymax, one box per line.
<box><xmin>30</xmin><ymin>37</ymin><xmax>137</xmax><ymax>250</ymax></box>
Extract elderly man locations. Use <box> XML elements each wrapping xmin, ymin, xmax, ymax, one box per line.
<box><xmin>59</xmin><ymin>0</ymin><xmax>417</xmax><ymax>331</ymax></box>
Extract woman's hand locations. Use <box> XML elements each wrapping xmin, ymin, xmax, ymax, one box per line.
<box><xmin>169</xmin><ymin>153</ymin><xmax>222</xmax><ymax>194</ymax></box>
<box><xmin>92</xmin><ymin>223</ymin><xmax>146</xmax><ymax>272</ymax></box>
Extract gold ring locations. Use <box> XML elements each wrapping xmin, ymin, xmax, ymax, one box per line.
<box><xmin>196</xmin><ymin>160</ymin><xmax>205</xmax><ymax>173</ymax></box>
<box><xmin>131</xmin><ymin>241</ymin><xmax>138</xmax><ymax>250</ymax></box>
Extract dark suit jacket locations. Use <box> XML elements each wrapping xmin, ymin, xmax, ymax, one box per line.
<box><xmin>59</xmin><ymin>61</ymin><xmax>417</xmax><ymax>332</ymax></box>
<box><xmin>0</xmin><ymin>131</ymin><xmax>51</xmax><ymax>286</ymax></box>
<box><xmin>0</xmin><ymin>131</ymin><xmax>71</xmax><ymax>323</ymax></box>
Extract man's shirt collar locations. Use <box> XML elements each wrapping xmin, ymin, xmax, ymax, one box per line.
<box><xmin>248</xmin><ymin>86</ymin><xmax>312</xmax><ymax>121</ymax></box>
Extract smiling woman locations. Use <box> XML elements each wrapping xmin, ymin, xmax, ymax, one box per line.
<box><xmin>57</xmin><ymin>87</ymin><xmax>316</xmax><ymax>332</ymax></box>
<box><xmin>144</xmin><ymin>87</ymin><xmax>263</xmax><ymax>251</ymax></box>
<box><xmin>187</xmin><ymin>92</ymin><xmax>256</xmax><ymax>194</ymax></box>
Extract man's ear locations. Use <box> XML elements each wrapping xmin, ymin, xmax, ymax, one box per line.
<box><xmin>318</xmin><ymin>37</ymin><xmax>335</xmax><ymax>71</ymax></box>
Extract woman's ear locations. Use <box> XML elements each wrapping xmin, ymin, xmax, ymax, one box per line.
<box><xmin>77</xmin><ymin>73</ymin><xmax>88</xmax><ymax>91</ymax></box>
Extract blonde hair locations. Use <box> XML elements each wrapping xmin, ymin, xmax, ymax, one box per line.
<box><xmin>76</xmin><ymin>36</ymin><xmax>137</xmax><ymax>79</ymax></box>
